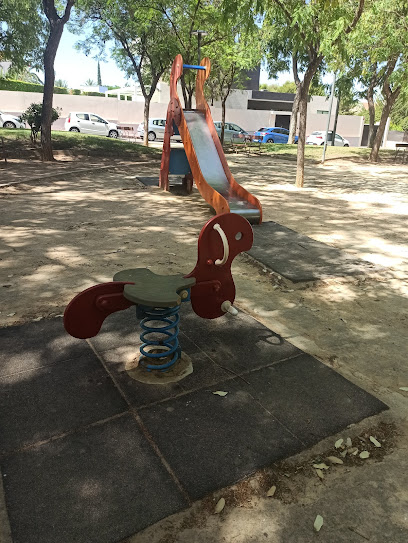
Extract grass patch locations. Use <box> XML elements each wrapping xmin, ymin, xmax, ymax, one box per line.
<box><xmin>226</xmin><ymin>142</ymin><xmax>396</xmax><ymax>163</ymax></box>
<box><xmin>0</xmin><ymin>128</ymin><xmax>161</xmax><ymax>159</ymax></box>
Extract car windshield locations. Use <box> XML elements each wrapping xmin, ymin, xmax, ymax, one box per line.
<box><xmin>258</xmin><ymin>128</ymin><xmax>267</xmax><ymax>131</ymax></box>
<box><xmin>311</xmin><ymin>131</ymin><xmax>323</xmax><ymax>135</ymax></box>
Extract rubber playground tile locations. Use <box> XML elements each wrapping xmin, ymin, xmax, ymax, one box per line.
<box><xmin>139</xmin><ymin>380</ymin><xmax>304</xmax><ymax>500</ymax></box>
<box><xmin>0</xmin><ymin>352</ymin><xmax>128</xmax><ymax>455</ymax></box>
<box><xmin>242</xmin><ymin>354</ymin><xmax>388</xmax><ymax>447</ymax></box>
<box><xmin>1</xmin><ymin>414</ymin><xmax>188</xmax><ymax>543</ymax></box>
<box><xmin>249</xmin><ymin>222</ymin><xmax>381</xmax><ymax>282</ymax></box>
<box><xmin>180</xmin><ymin>306</ymin><xmax>302</xmax><ymax>374</ymax></box>
<box><xmin>0</xmin><ymin>317</ymin><xmax>91</xmax><ymax>376</ymax></box>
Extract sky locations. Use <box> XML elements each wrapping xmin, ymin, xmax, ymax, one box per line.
<box><xmin>50</xmin><ymin>28</ymin><xmax>290</xmax><ymax>89</ymax></box>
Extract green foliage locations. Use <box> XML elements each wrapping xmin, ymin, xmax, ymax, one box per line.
<box><xmin>0</xmin><ymin>0</ymin><xmax>45</xmax><ymax>71</ymax></box>
<box><xmin>20</xmin><ymin>102</ymin><xmax>60</xmax><ymax>143</ymax></box>
<box><xmin>0</xmin><ymin>79</ymin><xmax>68</xmax><ymax>94</ymax></box>
<box><xmin>5</xmin><ymin>67</ymin><xmax>43</xmax><ymax>84</ymax></box>
<box><xmin>55</xmin><ymin>78</ymin><xmax>68</xmax><ymax>88</ymax></box>
<box><xmin>260</xmin><ymin>81</ymin><xmax>297</xmax><ymax>93</ymax></box>
<box><xmin>97</xmin><ymin>61</ymin><xmax>102</xmax><ymax>85</ymax></box>
<box><xmin>82</xmin><ymin>91</ymin><xmax>105</xmax><ymax>96</ymax></box>
<box><xmin>71</xmin><ymin>88</ymin><xmax>82</xmax><ymax>95</ymax></box>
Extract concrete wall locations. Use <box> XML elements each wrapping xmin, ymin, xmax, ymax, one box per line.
<box><xmin>306</xmin><ymin>113</ymin><xmax>364</xmax><ymax>147</ymax></box>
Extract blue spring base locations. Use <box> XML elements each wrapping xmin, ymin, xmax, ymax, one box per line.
<box><xmin>136</xmin><ymin>304</ymin><xmax>182</xmax><ymax>372</ymax></box>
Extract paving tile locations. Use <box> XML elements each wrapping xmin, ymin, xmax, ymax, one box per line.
<box><xmin>139</xmin><ymin>380</ymin><xmax>304</xmax><ymax>500</ymax></box>
<box><xmin>180</xmin><ymin>306</ymin><xmax>302</xmax><ymax>374</ymax></box>
<box><xmin>243</xmin><ymin>354</ymin><xmax>388</xmax><ymax>446</ymax></box>
<box><xmin>2</xmin><ymin>414</ymin><xmax>188</xmax><ymax>543</ymax></box>
<box><xmin>0</xmin><ymin>352</ymin><xmax>128</xmax><ymax>454</ymax></box>
<box><xmin>248</xmin><ymin>222</ymin><xmax>382</xmax><ymax>282</ymax></box>
<box><xmin>0</xmin><ymin>317</ymin><xmax>91</xmax><ymax>376</ymax></box>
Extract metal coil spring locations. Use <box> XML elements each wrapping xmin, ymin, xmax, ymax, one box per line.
<box><xmin>139</xmin><ymin>305</ymin><xmax>181</xmax><ymax>372</ymax></box>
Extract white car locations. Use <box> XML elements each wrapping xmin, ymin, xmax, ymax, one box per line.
<box><xmin>64</xmin><ymin>112</ymin><xmax>119</xmax><ymax>138</ymax></box>
<box><xmin>306</xmin><ymin>130</ymin><xmax>350</xmax><ymax>146</ymax></box>
<box><xmin>137</xmin><ymin>119</ymin><xmax>182</xmax><ymax>142</ymax></box>
<box><xmin>0</xmin><ymin>111</ymin><xmax>25</xmax><ymax>129</ymax></box>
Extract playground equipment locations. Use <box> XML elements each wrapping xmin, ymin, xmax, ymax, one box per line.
<box><xmin>159</xmin><ymin>55</ymin><xmax>262</xmax><ymax>224</ymax></box>
<box><xmin>64</xmin><ymin>213</ymin><xmax>253</xmax><ymax>382</ymax></box>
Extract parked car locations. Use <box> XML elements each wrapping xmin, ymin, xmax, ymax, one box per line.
<box><xmin>137</xmin><ymin>119</ymin><xmax>182</xmax><ymax>142</ymax></box>
<box><xmin>253</xmin><ymin>127</ymin><xmax>298</xmax><ymax>144</ymax></box>
<box><xmin>306</xmin><ymin>130</ymin><xmax>350</xmax><ymax>146</ymax></box>
<box><xmin>0</xmin><ymin>111</ymin><xmax>25</xmax><ymax>129</ymax></box>
<box><xmin>64</xmin><ymin>112</ymin><xmax>119</xmax><ymax>138</ymax></box>
<box><xmin>214</xmin><ymin>122</ymin><xmax>250</xmax><ymax>142</ymax></box>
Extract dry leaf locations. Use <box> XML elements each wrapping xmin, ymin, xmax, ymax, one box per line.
<box><xmin>370</xmin><ymin>436</ymin><xmax>381</xmax><ymax>447</ymax></box>
<box><xmin>316</xmin><ymin>469</ymin><xmax>324</xmax><ymax>479</ymax></box>
<box><xmin>352</xmin><ymin>449</ymin><xmax>359</xmax><ymax>456</ymax></box>
<box><xmin>326</xmin><ymin>456</ymin><xmax>343</xmax><ymax>465</ymax></box>
<box><xmin>335</xmin><ymin>438</ymin><xmax>344</xmax><ymax>449</ymax></box>
<box><xmin>359</xmin><ymin>451</ymin><xmax>370</xmax><ymax>459</ymax></box>
<box><xmin>313</xmin><ymin>463</ymin><xmax>329</xmax><ymax>470</ymax></box>
<box><xmin>212</xmin><ymin>391</ymin><xmax>228</xmax><ymax>397</ymax></box>
<box><xmin>340</xmin><ymin>450</ymin><xmax>348</xmax><ymax>457</ymax></box>
<box><xmin>314</xmin><ymin>515</ymin><xmax>324</xmax><ymax>532</ymax></box>
<box><xmin>214</xmin><ymin>498</ymin><xmax>225</xmax><ymax>513</ymax></box>
<box><xmin>346</xmin><ymin>438</ymin><xmax>352</xmax><ymax>447</ymax></box>
<box><xmin>399</xmin><ymin>387</ymin><xmax>408</xmax><ymax>392</ymax></box>
<box><xmin>6</xmin><ymin>313</ymin><xmax>16</xmax><ymax>317</ymax></box>
<box><xmin>267</xmin><ymin>485</ymin><xmax>276</xmax><ymax>497</ymax></box>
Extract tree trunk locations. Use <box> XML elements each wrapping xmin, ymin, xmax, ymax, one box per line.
<box><xmin>221</xmin><ymin>98</ymin><xmax>226</xmax><ymax>145</ymax></box>
<box><xmin>331</xmin><ymin>90</ymin><xmax>341</xmax><ymax>146</ymax></box>
<box><xmin>295</xmin><ymin>86</ymin><xmax>308</xmax><ymax>187</ymax></box>
<box><xmin>41</xmin><ymin>26</ymin><xmax>63</xmax><ymax>161</ymax></box>
<box><xmin>370</xmin><ymin>89</ymin><xmax>400</xmax><ymax>162</ymax></box>
<box><xmin>41</xmin><ymin>0</ymin><xmax>74</xmax><ymax>162</ymax></box>
<box><xmin>367</xmin><ymin>84</ymin><xmax>376</xmax><ymax>148</ymax></box>
<box><xmin>143</xmin><ymin>98</ymin><xmax>150</xmax><ymax>147</ymax></box>
<box><xmin>288</xmin><ymin>87</ymin><xmax>300</xmax><ymax>144</ymax></box>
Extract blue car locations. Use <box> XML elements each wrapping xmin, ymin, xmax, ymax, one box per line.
<box><xmin>253</xmin><ymin>127</ymin><xmax>298</xmax><ymax>144</ymax></box>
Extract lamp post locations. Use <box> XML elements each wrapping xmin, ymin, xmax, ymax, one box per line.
<box><xmin>191</xmin><ymin>30</ymin><xmax>208</xmax><ymax>65</ymax></box>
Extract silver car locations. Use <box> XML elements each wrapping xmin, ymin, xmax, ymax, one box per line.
<box><xmin>214</xmin><ymin>122</ymin><xmax>249</xmax><ymax>142</ymax></box>
<box><xmin>137</xmin><ymin>119</ymin><xmax>182</xmax><ymax>142</ymax></box>
<box><xmin>0</xmin><ymin>111</ymin><xmax>25</xmax><ymax>129</ymax></box>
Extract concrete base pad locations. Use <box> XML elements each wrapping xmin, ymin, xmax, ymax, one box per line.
<box><xmin>126</xmin><ymin>350</ymin><xmax>193</xmax><ymax>384</ymax></box>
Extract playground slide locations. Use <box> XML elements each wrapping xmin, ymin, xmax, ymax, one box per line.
<box><xmin>160</xmin><ymin>55</ymin><xmax>262</xmax><ymax>224</ymax></box>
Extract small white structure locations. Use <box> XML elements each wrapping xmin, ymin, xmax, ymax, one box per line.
<box><xmin>0</xmin><ymin>62</ymin><xmax>11</xmax><ymax>77</ymax></box>
<box><xmin>80</xmin><ymin>85</ymin><xmax>108</xmax><ymax>94</ymax></box>
<box><xmin>104</xmin><ymin>85</ymin><xmax>144</xmax><ymax>102</ymax></box>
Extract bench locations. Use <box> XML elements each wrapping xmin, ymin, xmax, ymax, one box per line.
<box><xmin>394</xmin><ymin>142</ymin><xmax>408</xmax><ymax>163</ymax></box>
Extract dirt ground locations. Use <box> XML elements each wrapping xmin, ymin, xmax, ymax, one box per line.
<box><xmin>0</xmin><ymin>153</ymin><xmax>408</xmax><ymax>542</ymax></box>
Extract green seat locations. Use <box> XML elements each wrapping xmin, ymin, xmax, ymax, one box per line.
<box><xmin>113</xmin><ymin>268</ymin><xmax>196</xmax><ymax>307</ymax></box>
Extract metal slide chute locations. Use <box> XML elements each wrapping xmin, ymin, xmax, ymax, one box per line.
<box><xmin>160</xmin><ymin>54</ymin><xmax>262</xmax><ymax>224</ymax></box>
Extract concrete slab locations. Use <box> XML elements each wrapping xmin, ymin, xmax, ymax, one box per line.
<box><xmin>248</xmin><ymin>221</ymin><xmax>381</xmax><ymax>282</ymax></box>
<box><xmin>2</xmin><ymin>414</ymin><xmax>188</xmax><ymax>543</ymax></box>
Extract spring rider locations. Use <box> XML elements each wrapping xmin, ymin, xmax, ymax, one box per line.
<box><xmin>64</xmin><ymin>213</ymin><xmax>253</xmax><ymax>383</ymax></box>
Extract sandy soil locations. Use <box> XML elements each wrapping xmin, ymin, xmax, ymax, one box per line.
<box><xmin>1</xmin><ymin>154</ymin><xmax>408</xmax><ymax>542</ymax></box>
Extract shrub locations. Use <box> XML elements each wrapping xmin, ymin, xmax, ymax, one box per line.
<box><xmin>20</xmin><ymin>103</ymin><xmax>61</xmax><ymax>144</ymax></box>
<box><xmin>0</xmin><ymin>78</ymin><xmax>68</xmax><ymax>94</ymax></box>
<box><xmin>71</xmin><ymin>89</ymin><xmax>82</xmax><ymax>95</ymax></box>
<box><xmin>82</xmin><ymin>91</ymin><xmax>105</xmax><ymax>97</ymax></box>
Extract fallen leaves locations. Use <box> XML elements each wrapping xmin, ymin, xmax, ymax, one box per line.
<box><xmin>359</xmin><ymin>451</ymin><xmax>370</xmax><ymax>459</ymax></box>
<box><xmin>334</xmin><ymin>438</ymin><xmax>344</xmax><ymax>449</ymax></box>
<box><xmin>369</xmin><ymin>436</ymin><xmax>381</xmax><ymax>448</ymax></box>
<box><xmin>212</xmin><ymin>391</ymin><xmax>228</xmax><ymax>397</ymax></box>
<box><xmin>326</xmin><ymin>456</ymin><xmax>343</xmax><ymax>465</ymax></box>
<box><xmin>266</xmin><ymin>485</ymin><xmax>276</xmax><ymax>497</ymax></box>
<box><xmin>214</xmin><ymin>498</ymin><xmax>225</xmax><ymax>513</ymax></box>
<box><xmin>314</xmin><ymin>515</ymin><xmax>324</xmax><ymax>532</ymax></box>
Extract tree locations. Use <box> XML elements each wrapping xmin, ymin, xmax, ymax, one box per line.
<box><xmin>20</xmin><ymin>102</ymin><xmax>60</xmax><ymax>143</ymax></box>
<box><xmin>73</xmin><ymin>0</ymin><xmax>178</xmax><ymax>145</ymax></box>
<box><xmin>55</xmin><ymin>78</ymin><xmax>68</xmax><ymax>87</ymax></box>
<box><xmin>256</xmin><ymin>0</ymin><xmax>365</xmax><ymax>186</ymax></box>
<box><xmin>346</xmin><ymin>0</ymin><xmax>408</xmax><ymax>161</ymax></box>
<box><xmin>205</xmin><ymin>29</ymin><xmax>262</xmax><ymax>144</ymax></box>
<box><xmin>41</xmin><ymin>0</ymin><xmax>75</xmax><ymax>161</ymax></box>
<box><xmin>0</xmin><ymin>0</ymin><xmax>44</xmax><ymax>71</ymax></box>
<box><xmin>97</xmin><ymin>60</ymin><xmax>102</xmax><ymax>85</ymax></box>
<box><xmin>151</xmin><ymin>0</ymin><xmax>226</xmax><ymax>109</ymax></box>
<box><xmin>84</xmin><ymin>78</ymin><xmax>96</xmax><ymax>86</ymax></box>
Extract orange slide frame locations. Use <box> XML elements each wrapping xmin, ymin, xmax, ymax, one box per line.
<box><xmin>159</xmin><ymin>54</ymin><xmax>262</xmax><ymax>224</ymax></box>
